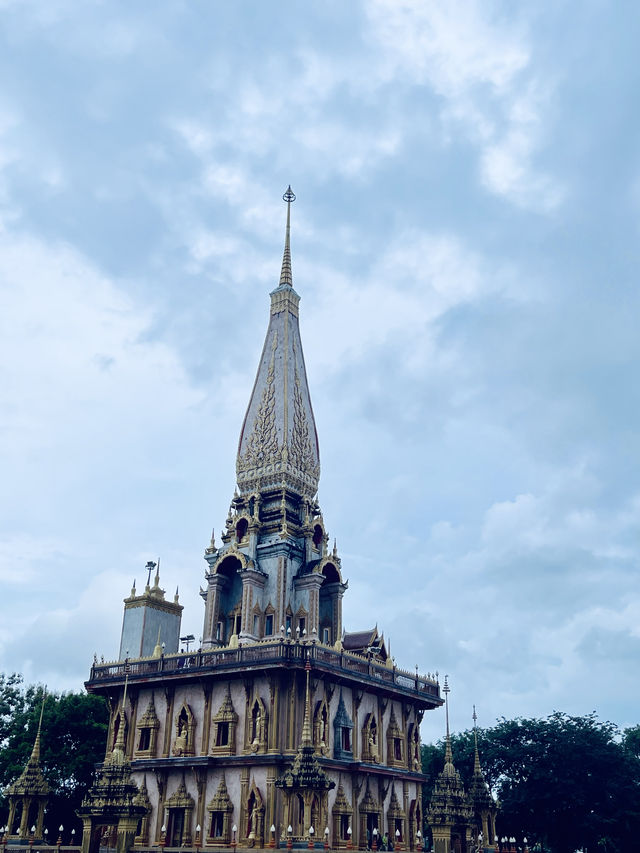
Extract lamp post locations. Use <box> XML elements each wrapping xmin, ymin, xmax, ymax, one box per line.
<box><xmin>231</xmin><ymin>825</ymin><xmax>237</xmax><ymax>853</ymax></box>
<box><xmin>30</xmin><ymin>826</ymin><xmax>36</xmax><ymax>850</ymax></box>
<box><xmin>270</xmin><ymin>825</ymin><xmax>276</xmax><ymax>849</ymax></box>
<box><xmin>287</xmin><ymin>826</ymin><xmax>293</xmax><ymax>851</ymax></box>
<box><xmin>43</xmin><ymin>829</ymin><xmax>48</xmax><ymax>847</ymax></box>
<box><xmin>195</xmin><ymin>824</ymin><xmax>200</xmax><ymax>853</ymax></box>
<box><xmin>70</xmin><ymin>830</ymin><xmax>75</xmax><ymax>848</ymax></box>
<box><xmin>372</xmin><ymin>828</ymin><xmax>378</xmax><ymax>852</ymax></box>
<box><xmin>308</xmin><ymin>825</ymin><xmax>315</xmax><ymax>850</ymax></box>
<box><xmin>523</xmin><ymin>839</ymin><xmax>528</xmax><ymax>853</ymax></box>
<box><xmin>415</xmin><ymin>830</ymin><xmax>421</xmax><ymax>852</ymax></box>
<box><xmin>324</xmin><ymin>827</ymin><xmax>330</xmax><ymax>851</ymax></box>
<box><xmin>58</xmin><ymin>825</ymin><xmax>63</xmax><ymax>849</ymax></box>
<box><xmin>346</xmin><ymin>827</ymin><xmax>352</xmax><ymax>851</ymax></box>
<box><xmin>395</xmin><ymin>829</ymin><xmax>401</xmax><ymax>852</ymax></box>
<box><xmin>161</xmin><ymin>825</ymin><xmax>167</xmax><ymax>851</ymax></box>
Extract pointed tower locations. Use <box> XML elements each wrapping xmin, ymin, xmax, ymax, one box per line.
<box><xmin>426</xmin><ymin>678</ymin><xmax>473</xmax><ymax>853</ymax></box>
<box><xmin>467</xmin><ymin>707</ymin><xmax>498</xmax><ymax>849</ymax></box>
<box><xmin>201</xmin><ymin>188</ymin><xmax>346</xmax><ymax>649</ymax></box>
<box><xmin>86</xmin><ymin>187</ymin><xmax>443</xmax><ymax>853</ymax></box>
<box><xmin>275</xmin><ymin>658</ymin><xmax>335</xmax><ymax>834</ymax></box>
<box><xmin>5</xmin><ymin>692</ymin><xmax>50</xmax><ymax>841</ymax></box>
<box><xmin>78</xmin><ymin>675</ymin><xmax>147</xmax><ymax>853</ymax></box>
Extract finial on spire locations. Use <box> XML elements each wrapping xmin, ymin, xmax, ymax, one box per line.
<box><xmin>279</xmin><ymin>186</ymin><xmax>295</xmax><ymax>288</ymax></box>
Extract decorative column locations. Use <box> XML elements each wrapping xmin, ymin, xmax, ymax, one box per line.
<box><xmin>202</xmin><ymin>573</ymin><xmax>228</xmax><ymax>647</ymax></box>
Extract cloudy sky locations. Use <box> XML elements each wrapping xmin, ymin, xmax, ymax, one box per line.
<box><xmin>1</xmin><ymin>0</ymin><xmax>638</xmax><ymax>745</ymax></box>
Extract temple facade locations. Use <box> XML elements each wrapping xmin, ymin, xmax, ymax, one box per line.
<box><xmin>81</xmin><ymin>189</ymin><xmax>442</xmax><ymax>853</ymax></box>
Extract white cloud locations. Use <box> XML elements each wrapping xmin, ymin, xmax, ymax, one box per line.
<box><xmin>365</xmin><ymin>0</ymin><xmax>563</xmax><ymax>211</ymax></box>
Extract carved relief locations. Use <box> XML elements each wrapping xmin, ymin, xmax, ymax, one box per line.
<box><xmin>238</xmin><ymin>332</ymin><xmax>279</xmax><ymax>473</ymax></box>
<box><xmin>246</xmin><ymin>696</ymin><xmax>268</xmax><ymax>754</ymax></box>
<box><xmin>206</xmin><ymin>775</ymin><xmax>234</xmax><ymax>845</ymax></box>
<box><xmin>313</xmin><ymin>698</ymin><xmax>330</xmax><ymax>756</ymax></box>
<box><xmin>172</xmin><ymin>703</ymin><xmax>196</xmax><ymax>757</ymax></box>
<box><xmin>133</xmin><ymin>776</ymin><xmax>152</xmax><ymax>846</ymax></box>
<box><xmin>290</xmin><ymin>368</ymin><xmax>319</xmax><ymax>482</ymax></box>
<box><xmin>211</xmin><ymin>687</ymin><xmax>238</xmax><ymax>756</ymax></box>
<box><xmin>361</xmin><ymin>712</ymin><xmax>379</xmax><ymax>763</ymax></box>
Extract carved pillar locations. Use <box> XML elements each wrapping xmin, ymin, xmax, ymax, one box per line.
<box><xmin>154</xmin><ymin>772</ymin><xmax>167</xmax><ymax>842</ymax></box>
<box><xmin>201</xmin><ymin>684</ymin><xmax>213</xmax><ymax>754</ymax></box>
<box><xmin>126</xmin><ymin>692</ymin><xmax>139</xmax><ymax>759</ymax></box>
<box><xmin>203</xmin><ymin>574</ymin><xmax>228</xmax><ymax>647</ymax></box>
<box><xmin>268</xmin><ymin>678</ymin><xmax>280</xmax><ymax>753</ymax></box>
<box><xmin>162</xmin><ymin>688</ymin><xmax>175</xmax><ymax>757</ymax></box>
<box><xmin>266</xmin><ymin>767</ymin><xmax>276</xmax><ymax>838</ymax></box>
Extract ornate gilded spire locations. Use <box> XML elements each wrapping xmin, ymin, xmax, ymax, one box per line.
<box><xmin>30</xmin><ymin>689</ymin><xmax>46</xmax><ymax>764</ymax></box>
<box><xmin>443</xmin><ymin>675</ymin><xmax>453</xmax><ymax>767</ymax></box>
<box><xmin>301</xmin><ymin>658</ymin><xmax>312</xmax><ymax>747</ymax></box>
<box><xmin>5</xmin><ymin>690</ymin><xmax>50</xmax><ymax>800</ymax></box>
<box><xmin>473</xmin><ymin>704</ymin><xmax>481</xmax><ymax>775</ymax></box>
<box><xmin>279</xmin><ymin>186</ymin><xmax>295</xmax><ymax>287</ymax></box>
<box><xmin>468</xmin><ymin>705</ymin><xmax>494</xmax><ymax>814</ymax></box>
<box><xmin>236</xmin><ymin>187</ymin><xmax>320</xmax><ymax>498</ymax></box>
<box><xmin>110</xmin><ymin>674</ymin><xmax>128</xmax><ymax>765</ymax></box>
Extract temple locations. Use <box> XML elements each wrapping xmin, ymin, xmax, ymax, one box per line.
<box><xmin>426</xmin><ymin>684</ymin><xmax>497</xmax><ymax>853</ymax></box>
<box><xmin>80</xmin><ymin>189</ymin><xmax>443</xmax><ymax>853</ymax></box>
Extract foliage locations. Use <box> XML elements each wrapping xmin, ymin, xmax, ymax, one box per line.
<box><xmin>422</xmin><ymin>712</ymin><xmax>640</xmax><ymax>853</ymax></box>
<box><xmin>0</xmin><ymin>674</ymin><xmax>108</xmax><ymax>836</ymax></box>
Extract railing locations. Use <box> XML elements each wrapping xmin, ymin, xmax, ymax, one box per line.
<box><xmin>89</xmin><ymin>640</ymin><xmax>440</xmax><ymax>700</ymax></box>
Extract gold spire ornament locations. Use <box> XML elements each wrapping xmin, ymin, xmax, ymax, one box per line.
<box><xmin>279</xmin><ymin>186</ymin><xmax>295</xmax><ymax>287</ymax></box>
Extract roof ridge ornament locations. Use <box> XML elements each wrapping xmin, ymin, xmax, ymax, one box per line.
<box><xmin>279</xmin><ymin>185</ymin><xmax>295</xmax><ymax>288</ymax></box>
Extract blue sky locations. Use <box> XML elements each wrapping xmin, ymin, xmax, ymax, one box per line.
<box><xmin>1</xmin><ymin>0</ymin><xmax>639</xmax><ymax>745</ymax></box>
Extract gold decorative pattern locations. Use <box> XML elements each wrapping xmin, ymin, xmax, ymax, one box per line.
<box><xmin>290</xmin><ymin>370</ymin><xmax>319</xmax><ymax>482</ymax></box>
<box><xmin>238</xmin><ymin>332</ymin><xmax>279</xmax><ymax>473</ymax></box>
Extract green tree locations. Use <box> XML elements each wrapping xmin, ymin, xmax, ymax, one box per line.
<box><xmin>422</xmin><ymin>712</ymin><xmax>640</xmax><ymax>853</ymax></box>
<box><xmin>0</xmin><ymin>675</ymin><xmax>108</xmax><ymax>836</ymax></box>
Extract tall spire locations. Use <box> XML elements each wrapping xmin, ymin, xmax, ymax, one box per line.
<box><xmin>473</xmin><ymin>704</ymin><xmax>482</xmax><ymax>774</ymax></box>
<box><xmin>110</xmin><ymin>673</ymin><xmax>129</xmax><ymax>765</ymax></box>
<box><xmin>443</xmin><ymin>675</ymin><xmax>453</xmax><ymax>765</ymax></box>
<box><xmin>279</xmin><ymin>186</ymin><xmax>295</xmax><ymax>287</ymax></box>
<box><xmin>301</xmin><ymin>657</ymin><xmax>312</xmax><ymax>747</ymax></box>
<box><xmin>29</xmin><ymin>689</ymin><xmax>47</xmax><ymax>764</ymax></box>
<box><xmin>236</xmin><ymin>186</ymin><xmax>320</xmax><ymax>498</ymax></box>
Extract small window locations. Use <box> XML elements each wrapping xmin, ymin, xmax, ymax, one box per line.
<box><xmin>313</xmin><ymin>524</ymin><xmax>323</xmax><ymax>547</ymax></box>
<box><xmin>394</xmin><ymin>738</ymin><xmax>402</xmax><ymax>761</ymax></box>
<box><xmin>216</xmin><ymin>621</ymin><xmax>223</xmax><ymax>641</ymax></box>
<box><xmin>236</xmin><ymin>518</ymin><xmax>248</xmax><ymax>541</ymax></box>
<box><xmin>342</xmin><ymin>728</ymin><xmax>351</xmax><ymax>751</ymax></box>
<box><xmin>210</xmin><ymin>812</ymin><xmax>224</xmax><ymax>838</ymax></box>
<box><xmin>216</xmin><ymin>722</ymin><xmax>229</xmax><ymax>747</ymax></box>
<box><xmin>299</xmin><ymin>617</ymin><xmax>306</xmax><ymax>636</ymax></box>
<box><xmin>340</xmin><ymin>816</ymin><xmax>350</xmax><ymax>840</ymax></box>
<box><xmin>138</xmin><ymin>728</ymin><xmax>151</xmax><ymax>751</ymax></box>
<box><xmin>286</xmin><ymin>615</ymin><xmax>292</xmax><ymax>633</ymax></box>
<box><xmin>253</xmin><ymin>614</ymin><xmax>260</xmax><ymax>635</ymax></box>
<box><xmin>265</xmin><ymin>614</ymin><xmax>274</xmax><ymax>636</ymax></box>
<box><xmin>322</xmin><ymin>627</ymin><xmax>330</xmax><ymax>644</ymax></box>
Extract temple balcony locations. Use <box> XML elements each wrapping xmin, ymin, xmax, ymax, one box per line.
<box><xmin>86</xmin><ymin>637</ymin><xmax>441</xmax><ymax>709</ymax></box>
